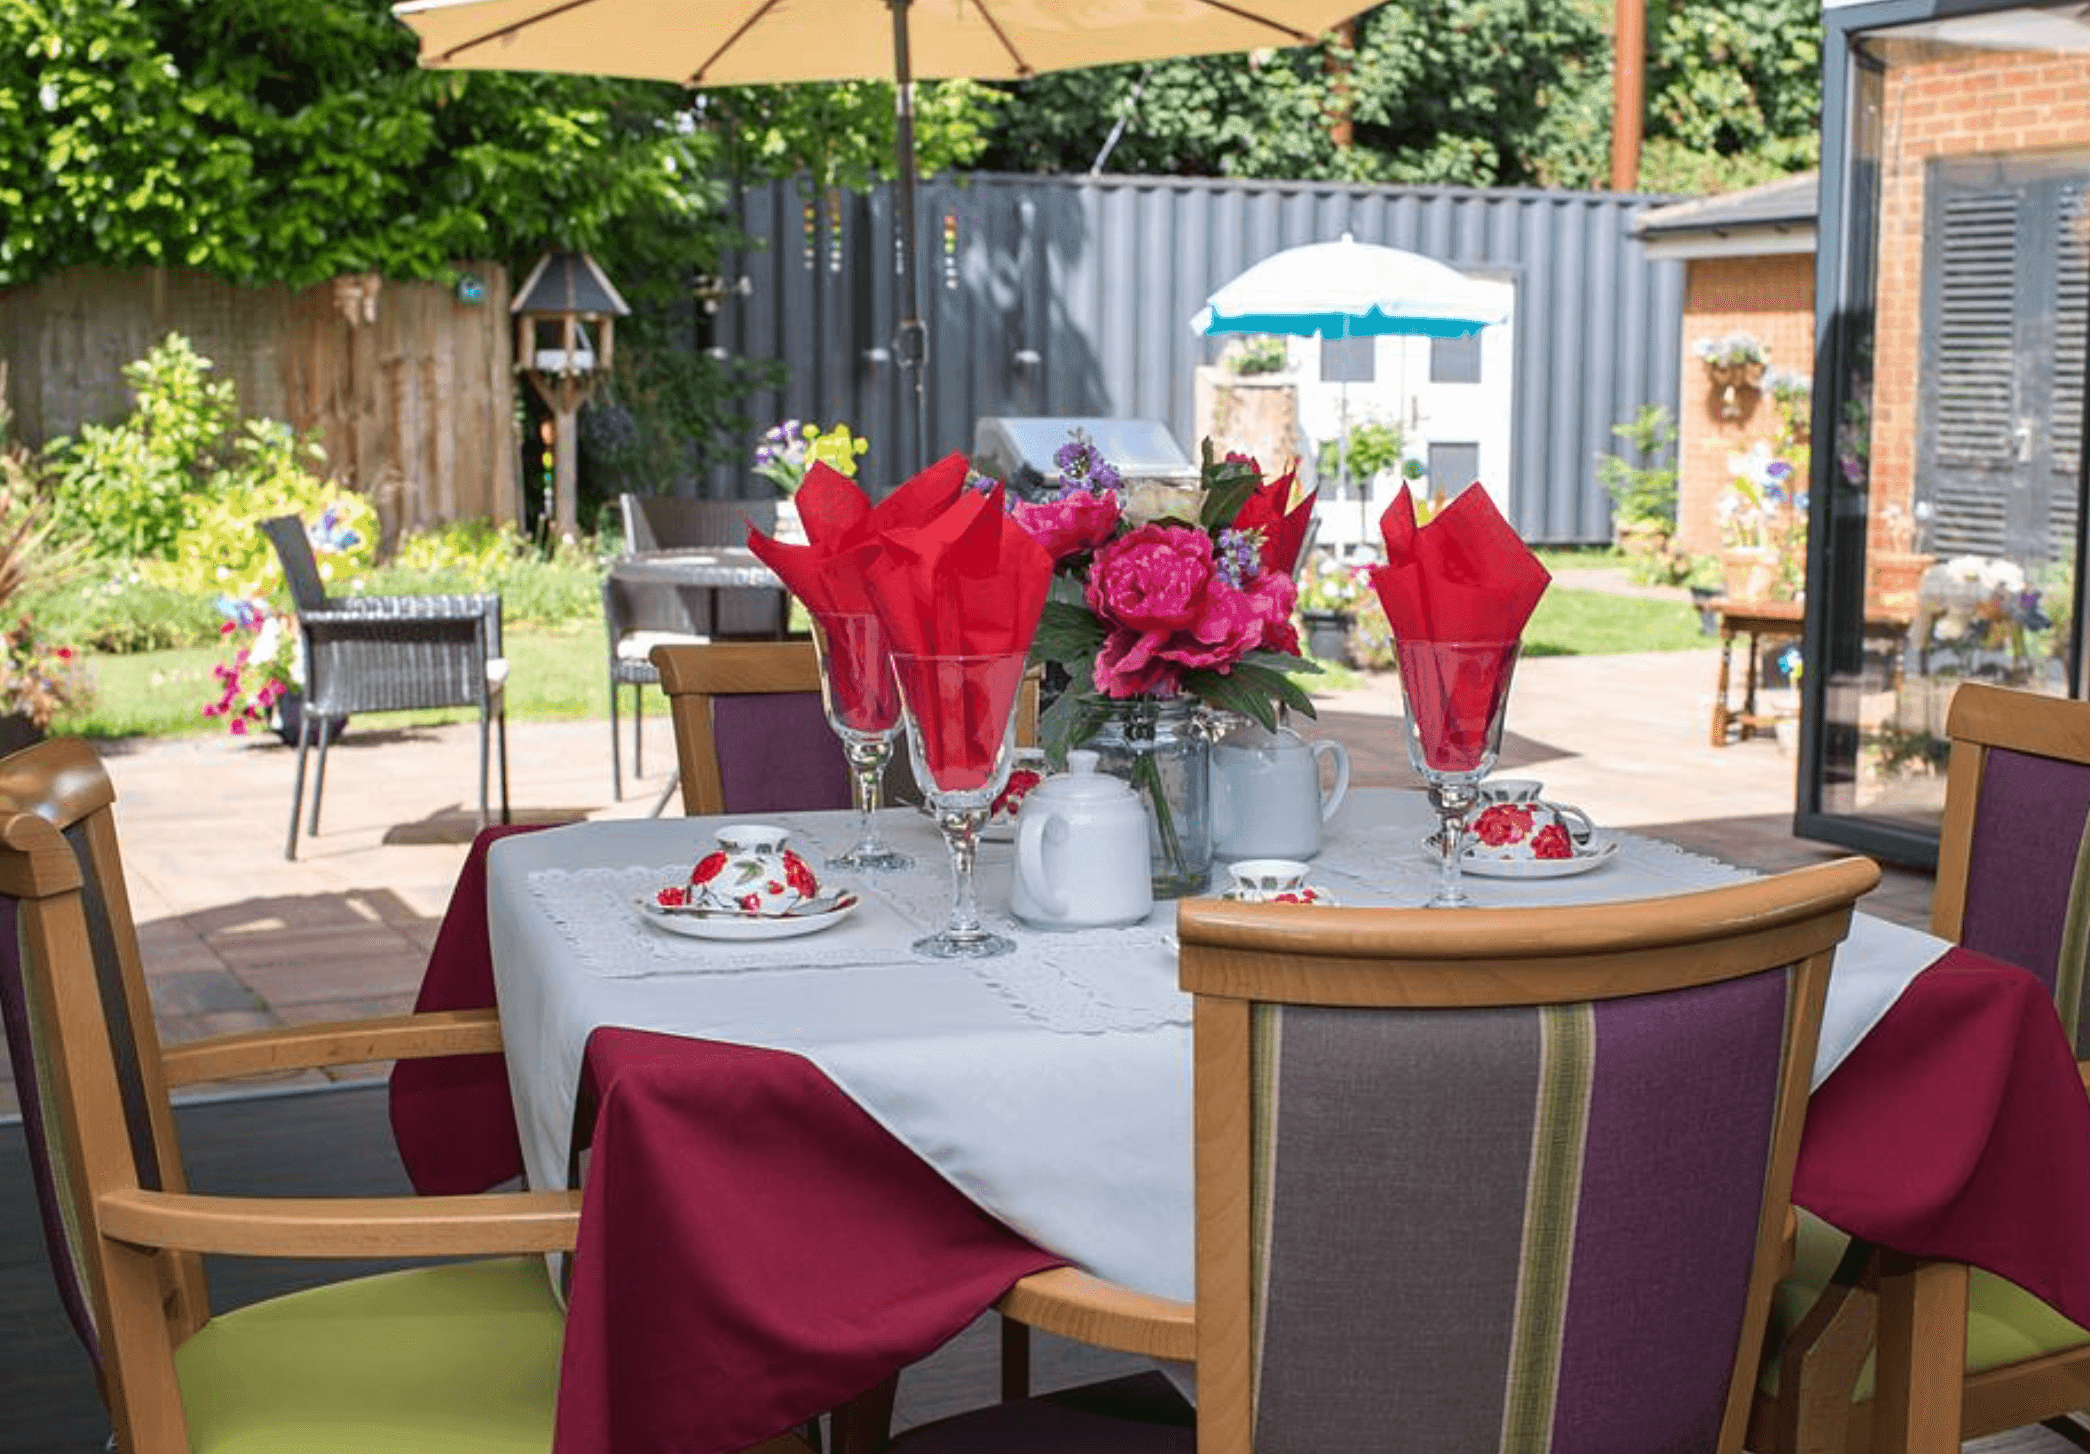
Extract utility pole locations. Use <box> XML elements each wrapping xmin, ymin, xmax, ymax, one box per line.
<box><xmin>1611</xmin><ymin>0</ymin><xmax>1646</xmax><ymax>192</ymax></box>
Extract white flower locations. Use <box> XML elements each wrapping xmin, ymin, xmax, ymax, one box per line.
<box><xmin>1121</xmin><ymin>477</ymin><xmax>1204</xmax><ymax>527</ymax></box>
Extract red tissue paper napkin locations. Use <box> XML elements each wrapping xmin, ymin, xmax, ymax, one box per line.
<box><xmin>1369</xmin><ymin>486</ymin><xmax>1550</xmax><ymax>773</ymax></box>
<box><xmin>746</xmin><ymin>455</ymin><xmax>969</xmax><ymax>731</ymax></box>
<box><xmin>864</xmin><ymin>478</ymin><xmax>1054</xmax><ymax>791</ymax></box>
<box><xmin>1232</xmin><ymin>462</ymin><xmax>1316</xmax><ymax>577</ymax></box>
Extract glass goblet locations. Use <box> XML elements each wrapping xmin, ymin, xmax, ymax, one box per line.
<box><xmin>1395</xmin><ymin>638</ymin><xmax>1521</xmax><ymax>908</ymax></box>
<box><xmin>810</xmin><ymin>614</ymin><xmax>911</xmax><ymax>872</ymax></box>
<box><xmin>889</xmin><ymin>650</ymin><xmax>1028</xmax><ymax>959</ymax></box>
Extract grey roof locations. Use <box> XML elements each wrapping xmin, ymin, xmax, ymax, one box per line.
<box><xmin>511</xmin><ymin>250</ymin><xmax>631</xmax><ymax>317</ymax></box>
<box><xmin>1633</xmin><ymin>172</ymin><xmax>1819</xmax><ymax>239</ymax></box>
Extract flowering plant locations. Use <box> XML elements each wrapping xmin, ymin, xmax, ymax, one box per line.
<box><xmin>1</xmin><ymin>618</ymin><xmax>88</xmax><ymax>730</ymax></box>
<box><xmin>1296</xmin><ymin>549</ymin><xmax>1371</xmax><ymax>615</ymax></box>
<box><xmin>203</xmin><ymin>598</ymin><xmax>299</xmax><ymax>737</ymax></box>
<box><xmin>1915</xmin><ymin>555</ymin><xmax>2061</xmax><ymax>682</ymax></box>
<box><xmin>1016</xmin><ymin>435</ymin><xmax>1320</xmax><ymax>757</ymax></box>
<box><xmin>1693</xmin><ymin>332</ymin><xmax>1769</xmax><ymax>370</ymax></box>
<box><xmin>752</xmin><ymin>420</ymin><xmax>868</xmax><ymax>495</ymax></box>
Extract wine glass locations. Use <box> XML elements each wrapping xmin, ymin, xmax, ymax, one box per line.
<box><xmin>1396</xmin><ymin>638</ymin><xmax>1521</xmax><ymax>908</ymax></box>
<box><xmin>889</xmin><ymin>650</ymin><xmax>1028</xmax><ymax>959</ymax></box>
<box><xmin>810</xmin><ymin>613</ymin><xmax>911</xmax><ymax>872</ymax></box>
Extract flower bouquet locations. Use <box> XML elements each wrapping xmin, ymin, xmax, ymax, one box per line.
<box><xmin>0</xmin><ymin>616</ymin><xmax>88</xmax><ymax>734</ymax></box>
<box><xmin>1014</xmin><ymin>434</ymin><xmax>1320</xmax><ymax>893</ymax></box>
<box><xmin>753</xmin><ymin>420</ymin><xmax>869</xmax><ymax>495</ymax></box>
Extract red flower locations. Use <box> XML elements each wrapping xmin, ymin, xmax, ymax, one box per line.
<box><xmin>1531</xmin><ymin>823</ymin><xmax>1575</xmax><ymax>860</ymax></box>
<box><xmin>1010</xmin><ymin>489</ymin><xmax>1122</xmax><ymax>562</ymax></box>
<box><xmin>782</xmin><ymin>850</ymin><xmax>819</xmax><ymax>898</ymax></box>
<box><xmin>656</xmin><ymin>885</ymin><xmax>691</xmax><ymax>907</ymax></box>
<box><xmin>992</xmin><ymin>768</ymin><xmax>1042</xmax><ymax>819</ymax></box>
<box><xmin>691</xmin><ymin>851</ymin><xmax>728</xmax><ymax>885</ymax></box>
<box><xmin>737</xmin><ymin>893</ymin><xmax>762</xmax><ymax>914</ymax></box>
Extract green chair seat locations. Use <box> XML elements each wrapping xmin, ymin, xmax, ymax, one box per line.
<box><xmin>1761</xmin><ymin>1211</ymin><xmax>2090</xmax><ymax>1400</ymax></box>
<box><xmin>175</xmin><ymin>1256</ymin><xmax>562</xmax><ymax>1454</ymax></box>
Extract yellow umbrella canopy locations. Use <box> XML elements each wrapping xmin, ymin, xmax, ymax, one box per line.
<box><xmin>393</xmin><ymin>0</ymin><xmax>1362</xmax><ymax>85</ymax></box>
<box><xmin>393</xmin><ymin>0</ymin><xmax>1367</xmax><ymax>469</ymax></box>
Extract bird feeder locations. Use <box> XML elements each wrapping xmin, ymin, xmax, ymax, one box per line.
<box><xmin>512</xmin><ymin>250</ymin><xmax>630</xmax><ymax>538</ymax></box>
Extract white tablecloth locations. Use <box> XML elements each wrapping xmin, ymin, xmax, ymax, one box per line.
<box><xmin>486</xmin><ymin>790</ymin><xmax>1944</xmax><ymax>1303</ymax></box>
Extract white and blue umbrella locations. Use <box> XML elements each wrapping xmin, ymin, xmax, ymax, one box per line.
<box><xmin>1192</xmin><ymin>233</ymin><xmax>1507</xmax><ymax>510</ymax></box>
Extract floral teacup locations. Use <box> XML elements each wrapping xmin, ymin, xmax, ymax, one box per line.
<box><xmin>670</xmin><ymin>824</ymin><xmax>820</xmax><ymax>916</ymax></box>
<box><xmin>1220</xmin><ymin>859</ymin><xmax>1338</xmax><ymax>906</ymax></box>
<box><xmin>1464</xmin><ymin>801</ymin><xmax>1594</xmax><ymax>863</ymax></box>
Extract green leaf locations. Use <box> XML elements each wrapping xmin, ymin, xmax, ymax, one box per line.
<box><xmin>1028</xmin><ymin>600</ymin><xmax>1107</xmax><ymax>665</ymax></box>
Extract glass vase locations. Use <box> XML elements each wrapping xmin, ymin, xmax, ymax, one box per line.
<box><xmin>1086</xmin><ymin>697</ymin><xmax>1212</xmax><ymax>900</ymax></box>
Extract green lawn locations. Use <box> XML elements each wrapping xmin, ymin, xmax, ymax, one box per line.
<box><xmin>56</xmin><ymin>586</ymin><xmax>1711</xmax><ymax>741</ymax></box>
<box><xmin>56</xmin><ymin>624</ymin><xmax>609</xmax><ymax>741</ymax></box>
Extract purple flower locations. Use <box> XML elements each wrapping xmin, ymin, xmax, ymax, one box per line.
<box><xmin>1053</xmin><ymin>434</ymin><xmax>1123</xmax><ymax>497</ymax></box>
<box><xmin>1213</xmin><ymin>528</ymin><xmax>1262</xmax><ymax>590</ymax></box>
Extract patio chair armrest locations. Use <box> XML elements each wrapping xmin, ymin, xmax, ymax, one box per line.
<box><xmin>994</xmin><ymin>1266</ymin><xmax>1196</xmax><ymax>1361</ymax></box>
<box><xmin>319</xmin><ymin>594</ymin><xmax>501</xmax><ymax>625</ymax></box>
<box><xmin>160</xmin><ymin>1008</ymin><xmax>505</xmax><ymax>1086</ymax></box>
<box><xmin>98</xmin><ymin>1187</ymin><xmax>580</xmax><ymax>1259</ymax></box>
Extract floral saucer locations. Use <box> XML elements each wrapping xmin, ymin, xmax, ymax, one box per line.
<box><xmin>635</xmin><ymin>889</ymin><xmax>860</xmax><ymax>941</ymax></box>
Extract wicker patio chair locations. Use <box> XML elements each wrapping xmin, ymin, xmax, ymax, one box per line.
<box><xmin>260</xmin><ymin>516</ymin><xmax>509</xmax><ymax>861</ymax></box>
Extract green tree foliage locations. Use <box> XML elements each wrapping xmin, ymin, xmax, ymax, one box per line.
<box><xmin>976</xmin><ymin>0</ymin><xmax>1819</xmax><ymax>193</ymax></box>
<box><xmin>705</xmin><ymin>79</ymin><xmax>1001</xmax><ymax>193</ymax></box>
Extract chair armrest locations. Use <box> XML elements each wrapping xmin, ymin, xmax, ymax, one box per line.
<box><xmin>160</xmin><ymin>1008</ymin><xmax>504</xmax><ymax>1086</ymax></box>
<box><xmin>994</xmin><ymin>1266</ymin><xmax>1196</xmax><ymax>1361</ymax></box>
<box><xmin>98</xmin><ymin>1187</ymin><xmax>580</xmax><ymax>1258</ymax></box>
<box><xmin>318</xmin><ymin>594</ymin><xmax>500</xmax><ymax>625</ymax></box>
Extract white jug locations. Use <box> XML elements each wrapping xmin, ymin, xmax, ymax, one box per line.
<box><xmin>1210</xmin><ymin>720</ymin><xmax>1350</xmax><ymax>861</ymax></box>
<box><xmin>1010</xmin><ymin>750</ymin><xmax>1155</xmax><ymax>930</ymax></box>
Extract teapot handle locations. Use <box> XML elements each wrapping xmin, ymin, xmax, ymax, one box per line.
<box><xmin>1311</xmin><ymin>740</ymin><xmax>1351</xmax><ymax>822</ymax></box>
<box><xmin>1017</xmin><ymin>808</ymin><xmax>1069</xmax><ymax>920</ymax></box>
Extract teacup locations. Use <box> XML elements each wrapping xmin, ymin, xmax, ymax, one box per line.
<box><xmin>686</xmin><ymin>823</ymin><xmax>820</xmax><ymax>915</ymax></box>
<box><xmin>1479</xmin><ymin>778</ymin><xmax>1546</xmax><ymax>805</ymax></box>
<box><xmin>1464</xmin><ymin>801</ymin><xmax>1595</xmax><ymax>863</ymax></box>
<box><xmin>1221</xmin><ymin>859</ymin><xmax>1339</xmax><ymax>906</ymax></box>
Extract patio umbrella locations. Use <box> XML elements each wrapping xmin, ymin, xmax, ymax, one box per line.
<box><xmin>1192</xmin><ymin>232</ymin><xmax>1508</xmax><ymax>523</ymax></box>
<box><xmin>393</xmin><ymin>0</ymin><xmax>1369</xmax><ymax>473</ymax></box>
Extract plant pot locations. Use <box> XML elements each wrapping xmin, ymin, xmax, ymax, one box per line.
<box><xmin>1721</xmin><ymin>547</ymin><xmax>1779</xmax><ymax>602</ymax></box>
<box><xmin>1302</xmin><ymin>610</ymin><xmax>1355</xmax><ymax>666</ymax></box>
<box><xmin>272</xmin><ymin>692</ymin><xmax>346</xmax><ymax>748</ymax></box>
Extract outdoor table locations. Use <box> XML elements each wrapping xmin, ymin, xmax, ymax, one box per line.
<box><xmin>1710</xmin><ymin>598</ymin><xmax>1913</xmax><ymax>746</ymax></box>
<box><xmin>389</xmin><ymin>795</ymin><xmax>2090</xmax><ymax>1454</ymax></box>
<box><xmin>609</xmin><ymin>546</ymin><xmax>792</xmax><ymax>641</ymax></box>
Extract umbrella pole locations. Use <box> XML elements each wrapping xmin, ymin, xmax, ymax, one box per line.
<box><xmin>889</xmin><ymin>0</ymin><xmax>928</xmax><ymax>476</ymax></box>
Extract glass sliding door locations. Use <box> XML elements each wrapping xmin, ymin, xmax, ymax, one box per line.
<box><xmin>1801</xmin><ymin>0</ymin><xmax>2090</xmax><ymax>865</ymax></box>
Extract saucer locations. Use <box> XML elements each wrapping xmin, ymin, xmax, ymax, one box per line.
<box><xmin>634</xmin><ymin>891</ymin><xmax>860</xmax><ymax>941</ymax></box>
<box><xmin>1423</xmin><ymin>833</ymin><xmax>1620</xmax><ymax>879</ymax></box>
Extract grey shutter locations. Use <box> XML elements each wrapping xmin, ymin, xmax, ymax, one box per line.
<box><xmin>1925</xmin><ymin>189</ymin><xmax>2019</xmax><ymax>556</ymax></box>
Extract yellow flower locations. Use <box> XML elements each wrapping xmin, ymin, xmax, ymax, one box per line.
<box><xmin>805</xmin><ymin>423</ymin><xmax>868</xmax><ymax>479</ymax></box>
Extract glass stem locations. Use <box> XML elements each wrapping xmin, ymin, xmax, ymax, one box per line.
<box><xmin>844</xmin><ymin>736</ymin><xmax>889</xmax><ymax>856</ymax></box>
<box><xmin>939</xmin><ymin>807</ymin><xmax>987</xmax><ymax>937</ymax></box>
<box><xmin>1430</xmin><ymin>782</ymin><xmax>1477</xmax><ymax>907</ymax></box>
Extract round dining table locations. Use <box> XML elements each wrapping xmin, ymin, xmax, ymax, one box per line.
<box><xmin>389</xmin><ymin>793</ymin><xmax>2090</xmax><ymax>1454</ymax></box>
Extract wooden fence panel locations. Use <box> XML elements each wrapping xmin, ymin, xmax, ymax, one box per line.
<box><xmin>0</xmin><ymin>263</ymin><xmax>516</xmax><ymax>540</ymax></box>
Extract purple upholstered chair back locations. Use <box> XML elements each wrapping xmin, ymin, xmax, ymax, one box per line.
<box><xmin>1959</xmin><ymin>747</ymin><xmax>2090</xmax><ymax>1053</ymax></box>
<box><xmin>1247</xmin><ymin>968</ymin><xmax>1796</xmax><ymax>1451</ymax></box>
<box><xmin>711</xmin><ymin>693</ymin><xmax>854</xmax><ymax>815</ymax></box>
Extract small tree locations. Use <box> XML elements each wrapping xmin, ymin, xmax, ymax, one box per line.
<box><xmin>1596</xmin><ymin>404</ymin><xmax>1679</xmax><ymax>537</ymax></box>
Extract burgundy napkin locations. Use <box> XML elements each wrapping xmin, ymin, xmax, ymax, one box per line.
<box><xmin>1233</xmin><ymin>463</ymin><xmax>1316</xmax><ymax>576</ymax></box>
<box><xmin>1370</xmin><ymin>487</ymin><xmax>1549</xmax><ymax>773</ymax></box>
<box><xmin>864</xmin><ymin>484</ymin><xmax>1053</xmax><ymax>790</ymax></box>
<box><xmin>745</xmin><ymin>456</ymin><xmax>970</xmax><ymax>730</ymax></box>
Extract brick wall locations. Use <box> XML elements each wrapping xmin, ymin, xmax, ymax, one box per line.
<box><xmin>1674</xmin><ymin>254</ymin><xmax>1814</xmax><ymax>554</ymax></box>
<box><xmin>1869</xmin><ymin>49</ymin><xmax>2090</xmax><ymax>567</ymax></box>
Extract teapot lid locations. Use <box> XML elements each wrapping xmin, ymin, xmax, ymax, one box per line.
<box><xmin>1035</xmin><ymin>749</ymin><xmax>1138</xmax><ymax>803</ymax></box>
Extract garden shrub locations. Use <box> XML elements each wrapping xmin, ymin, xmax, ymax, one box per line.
<box><xmin>21</xmin><ymin>572</ymin><xmax>222</xmax><ymax>654</ymax></box>
<box><xmin>152</xmin><ymin>436</ymin><xmax>378</xmax><ymax>599</ymax></box>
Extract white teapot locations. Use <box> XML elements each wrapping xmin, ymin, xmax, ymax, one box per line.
<box><xmin>1210</xmin><ymin>719</ymin><xmax>1351</xmax><ymax>861</ymax></box>
<box><xmin>1010</xmin><ymin>750</ymin><xmax>1154</xmax><ymax>930</ymax></box>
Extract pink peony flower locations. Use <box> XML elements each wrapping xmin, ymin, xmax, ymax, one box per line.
<box><xmin>1245</xmin><ymin>569</ymin><xmax>1300</xmax><ymax>656</ymax></box>
<box><xmin>1093</xmin><ymin>628</ymin><xmax>1184</xmax><ymax>699</ymax></box>
<box><xmin>1087</xmin><ymin>525</ymin><xmax>1216</xmax><ymax>633</ymax></box>
<box><xmin>1010</xmin><ymin>489</ymin><xmax>1121</xmax><ymax>562</ymax></box>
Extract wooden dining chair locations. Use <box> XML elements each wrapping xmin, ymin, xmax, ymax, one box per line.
<box><xmin>0</xmin><ymin>737</ymin><xmax>580</xmax><ymax>1454</ymax></box>
<box><xmin>652</xmin><ymin>641</ymin><xmax>1043</xmax><ymax>818</ymax></box>
<box><xmin>887</xmin><ymin>856</ymin><xmax>1881</xmax><ymax>1454</ymax></box>
<box><xmin>1753</xmin><ymin>681</ymin><xmax>2090</xmax><ymax>1453</ymax></box>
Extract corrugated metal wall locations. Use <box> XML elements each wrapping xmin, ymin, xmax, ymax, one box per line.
<box><xmin>707</xmin><ymin>172</ymin><xmax>1684</xmax><ymax>545</ymax></box>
